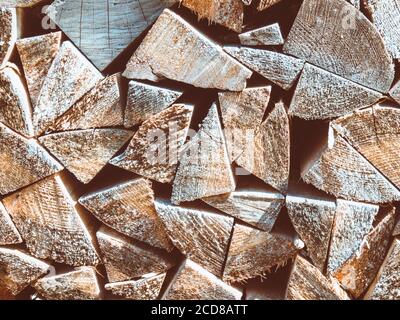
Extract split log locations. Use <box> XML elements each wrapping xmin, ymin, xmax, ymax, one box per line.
<box><xmin>235</xmin><ymin>102</ymin><xmax>290</xmax><ymax>193</ymax></box>
<box><xmin>33</xmin><ymin>267</ymin><xmax>100</xmax><ymax>300</ymax></box>
<box><xmin>0</xmin><ymin>0</ymin><xmax>43</xmax><ymax>7</ymax></box>
<box><xmin>3</xmin><ymin>173</ymin><xmax>100</xmax><ymax>266</ymax></box>
<box><xmin>0</xmin><ymin>201</ymin><xmax>22</xmax><ymax>245</ymax></box>
<box><xmin>79</xmin><ymin>178</ymin><xmax>173</xmax><ymax>251</ymax></box>
<box><xmin>171</xmin><ymin>103</ymin><xmax>235</xmax><ymax>204</ymax></box>
<box><xmin>239</xmin><ymin>23</ymin><xmax>284</xmax><ymax>46</ymax></box>
<box><xmin>164</xmin><ymin>259</ymin><xmax>242</xmax><ymax>300</ymax></box>
<box><xmin>125</xmin><ymin>80</ymin><xmax>183</xmax><ymax>128</ymax></box>
<box><xmin>301</xmin><ymin>127</ymin><xmax>400</xmax><ymax>203</ymax></box>
<box><xmin>33</xmin><ymin>41</ymin><xmax>103</xmax><ymax>136</ymax></box>
<box><xmin>16</xmin><ymin>32</ymin><xmax>62</xmax><ymax>107</ymax></box>
<box><xmin>223</xmin><ymin>224</ymin><xmax>303</xmax><ymax>283</ymax></box>
<box><xmin>286</xmin><ymin>195</ymin><xmax>336</xmax><ymax>272</ymax></box>
<box><xmin>96</xmin><ymin>227</ymin><xmax>174</xmax><ymax>283</ymax></box>
<box><xmin>46</xmin><ymin>0</ymin><xmax>177</xmax><ymax>70</ymax></box>
<box><xmin>289</xmin><ymin>63</ymin><xmax>382</xmax><ymax>120</ymax></box>
<box><xmin>203</xmin><ymin>188</ymin><xmax>285</xmax><ymax>232</ymax></box>
<box><xmin>389</xmin><ymin>78</ymin><xmax>400</xmax><ymax>104</ymax></box>
<box><xmin>332</xmin><ymin>106</ymin><xmax>400</xmax><ymax>189</ymax></box>
<box><xmin>0</xmin><ymin>8</ymin><xmax>16</xmax><ymax>68</ymax></box>
<box><xmin>180</xmin><ymin>0</ymin><xmax>243</xmax><ymax>32</ymax></box>
<box><xmin>258</xmin><ymin>0</ymin><xmax>283</xmax><ymax>11</ymax></box>
<box><xmin>224</xmin><ymin>46</ymin><xmax>304</xmax><ymax>90</ymax></box>
<box><xmin>123</xmin><ymin>9</ymin><xmax>252</xmax><ymax>91</ymax></box>
<box><xmin>0</xmin><ymin>248</ymin><xmax>50</xmax><ymax>296</ymax></box>
<box><xmin>0</xmin><ymin>65</ymin><xmax>34</xmax><ymax>137</ymax></box>
<box><xmin>39</xmin><ymin>128</ymin><xmax>133</xmax><ymax>184</ymax></box>
<box><xmin>285</xmin><ymin>255</ymin><xmax>349</xmax><ymax>300</ymax></box>
<box><xmin>283</xmin><ymin>0</ymin><xmax>394</xmax><ymax>93</ymax></box>
<box><xmin>0</xmin><ymin>122</ymin><xmax>62</xmax><ymax>195</ymax></box>
<box><xmin>110</xmin><ymin>104</ymin><xmax>193</xmax><ymax>184</ymax></box>
<box><xmin>154</xmin><ymin>200</ymin><xmax>234</xmax><ymax>277</ymax></box>
<box><xmin>105</xmin><ymin>273</ymin><xmax>166</xmax><ymax>300</ymax></box>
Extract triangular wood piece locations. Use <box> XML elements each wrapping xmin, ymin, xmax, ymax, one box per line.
<box><xmin>283</xmin><ymin>0</ymin><xmax>394</xmax><ymax>93</ymax></box>
<box><xmin>105</xmin><ymin>273</ymin><xmax>166</xmax><ymax>300</ymax></box>
<box><xmin>302</xmin><ymin>127</ymin><xmax>400</xmax><ymax>203</ymax></box>
<box><xmin>239</xmin><ymin>23</ymin><xmax>284</xmax><ymax>46</ymax></box>
<box><xmin>203</xmin><ymin>188</ymin><xmax>285</xmax><ymax>232</ymax></box>
<box><xmin>172</xmin><ymin>103</ymin><xmax>235</xmax><ymax>203</ymax></box>
<box><xmin>223</xmin><ymin>224</ymin><xmax>301</xmax><ymax>283</ymax></box>
<box><xmin>0</xmin><ymin>201</ymin><xmax>22</xmax><ymax>245</ymax></box>
<box><xmin>96</xmin><ymin>227</ymin><xmax>174</xmax><ymax>283</ymax></box>
<box><xmin>224</xmin><ymin>46</ymin><xmax>304</xmax><ymax>90</ymax></box>
<box><xmin>332</xmin><ymin>106</ymin><xmax>400</xmax><ymax>189</ymax></box>
<box><xmin>3</xmin><ymin>173</ymin><xmax>100</xmax><ymax>266</ymax></box>
<box><xmin>289</xmin><ymin>63</ymin><xmax>382</xmax><ymax>120</ymax></box>
<box><xmin>285</xmin><ymin>255</ymin><xmax>349</xmax><ymax>300</ymax></box>
<box><xmin>180</xmin><ymin>0</ymin><xmax>243</xmax><ymax>32</ymax></box>
<box><xmin>39</xmin><ymin>128</ymin><xmax>133</xmax><ymax>184</ymax></box>
<box><xmin>47</xmin><ymin>74</ymin><xmax>124</xmax><ymax>133</ymax></box>
<box><xmin>0</xmin><ymin>122</ymin><xmax>63</xmax><ymax>195</ymax></box>
<box><xmin>0</xmin><ymin>8</ymin><xmax>16</xmax><ymax>67</ymax></box>
<box><xmin>33</xmin><ymin>267</ymin><xmax>100</xmax><ymax>300</ymax></box>
<box><xmin>393</xmin><ymin>220</ymin><xmax>400</xmax><ymax>237</ymax></box>
<box><xmin>79</xmin><ymin>178</ymin><xmax>173</xmax><ymax>251</ymax></box>
<box><xmin>155</xmin><ymin>200</ymin><xmax>234</xmax><ymax>277</ymax></box>
<box><xmin>333</xmin><ymin>207</ymin><xmax>396</xmax><ymax>298</ymax></box>
<box><xmin>164</xmin><ymin>259</ymin><xmax>242</xmax><ymax>300</ymax></box>
<box><xmin>125</xmin><ymin>80</ymin><xmax>183</xmax><ymax>128</ymax></box>
<box><xmin>46</xmin><ymin>0</ymin><xmax>176</xmax><ymax>70</ymax></box>
<box><xmin>286</xmin><ymin>195</ymin><xmax>336</xmax><ymax>272</ymax></box>
<box><xmin>0</xmin><ymin>247</ymin><xmax>50</xmax><ymax>296</ymax></box>
<box><xmin>33</xmin><ymin>41</ymin><xmax>103</xmax><ymax>136</ymax></box>
<box><xmin>236</xmin><ymin>102</ymin><xmax>290</xmax><ymax>193</ymax></box>
<box><xmin>219</xmin><ymin>86</ymin><xmax>271</xmax><ymax>162</ymax></box>
<box><xmin>327</xmin><ymin>199</ymin><xmax>379</xmax><ymax>275</ymax></box>
<box><xmin>258</xmin><ymin>0</ymin><xmax>283</xmax><ymax>11</ymax></box>
<box><xmin>0</xmin><ymin>0</ymin><xmax>43</xmax><ymax>7</ymax></box>
<box><xmin>16</xmin><ymin>32</ymin><xmax>62</xmax><ymax>107</ymax></box>
<box><xmin>110</xmin><ymin>104</ymin><xmax>193</xmax><ymax>184</ymax></box>
<box><xmin>123</xmin><ymin>9</ymin><xmax>252</xmax><ymax>91</ymax></box>
<box><xmin>389</xmin><ymin>78</ymin><xmax>400</xmax><ymax>104</ymax></box>
<box><xmin>0</xmin><ymin>65</ymin><xmax>33</xmax><ymax>137</ymax></box>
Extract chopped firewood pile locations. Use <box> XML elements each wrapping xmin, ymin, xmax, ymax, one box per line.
<box><xmin>1</xmin><ymin>0</ymin><xmax>400</xmax><ymax>301</ymax></box>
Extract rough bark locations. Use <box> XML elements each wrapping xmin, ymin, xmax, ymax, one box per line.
<box><xmin>0</xmin><ymin>201</ymin><xmax>22</xmax><ymax>245</ymax></box>
<box><xmin>0</xmin><ymin>8</ymin><xmax>16</xmax><ymax>68</ymax></box>
<box><xmin>239</xmin><ymin>23</ymin><xmax>284</xmax><ymax>46</ymax></box>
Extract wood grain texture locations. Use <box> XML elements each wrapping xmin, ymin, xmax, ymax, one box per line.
<box><xmin>0</xmin><ymin>248</ymin><xmax>49</xmax><ymax>296</ymax></box>
<box><xmin>239</xmin><ymin>23</ymin><xmax>284</xmax><ymax>46</ymax></box>
<box><xmin>164</xmin><ymin>259</ymin><xmax>242</xmax><ymax>300</ymax></box>
<box><xmin>172</xmin><ymin>104</ymin><xmax>235</xmax><ymax>203</ymax></box>
<box><xmin>286</xmin><ymin>196</ymin><xmax>336</xmax><ymax>272</ymax></box>
<box><xmin>236</xmin><ymin>102</ymin><xmax>290</xmax><ymax>193</ymax></box>
<box><xmin>79</xmin><ymin>178</ymin><xmax>173</xmax><ymax>251</ymax></box>
<box><xmin>0</xmin><ymin>65</ymin><xmax>34</xmax><ymax>137</ymax></box>
<box><xmin>0</xmin><ymin>0</ymin><xmax>43</xmax><ymax>7</ymax></box>
<box><xmin>33</xmin><ymin>41</ymin><xmax>103</xmax><ymax>136</ymax></box>
<box><xmin>258</xmin><ymin>0</ymin><xmax>283</xmax><ymax>11</ymax></box>
<box><xmin>393</xmin><ymin>219</ymin><xmax>400</xmax><ymax>236</ymax></box>
<box><xmin>0</xmin><ymin>201</ymin><xmax>22</xmax><ymax>245</ymax></box>
<box><xmin>111</xmin><ymin>104</ymin><xmax>193</xmax><ymax>184</ymax></box>
<box><xmin>3</xmin><ymin>174</ymin><xmax>100</xmax><ymax>266</ymax></box>
<box><xmin>283</xmin><ymin>0</ymin><xmax>394</xmax><ymax>93</ymax></box>
<box><xmin>16</xmin><ymin>32</ymin><xmax>62</xmax><ymax>107</ymax></box>
<box><xmin>203</xmin><ymin>188</ymin><xmax>285</xmax><ymax>232</ymax></box>
<box><xmin>105</xmin><ymin>273</ymin><xmax>166</xmax><ymax>300</ymax></box>
<box><xmin>0</xmin><ymin>8</ymin><xmax>16</xmax><ymax>68</ymax></box>
<box><xmin>39</xmin><ymin>128</ymin><xmax>133</xmax><ymax>184</ymax></box>
<box><xmin>125</xmin><ymin>80</ymin><xmax>183</xmax><ymax>128</ymax></box>
<box><xmin>285</xmin><ymin>255</ymin><xmax>349</xmax><ymax>300</ymax></box>
<box><xmin>155</xmin><ymin>200</ymin><xmax>234</xmax><ymax>277</ymax></box>
<box><xmin>224</xmin><ymin>46</ymin><xmax>304</xmax><ymax>90</ymax></box>
<box><xmin>123</xmin><ymin>9</ymin><xmax>252</xmax><ymax>91</ymax></box>
<box><xmin>46</xmin><ymin>0</ymin><xmax>176</xmax><ymax>70</ymax></box>
<box><xmin>0</xmin><ymin>122</ymin><xmax>62</xmax><ymax>195</ymax></box>
<box><xmin>33</xmin><ymin>267</ymin><xmax>100</xmax><ymax>300</ymax></box>
<box><xmin>96</xmin><ymin>227</ymin><xmax>174</xmax><ymax>283</ymax></box>
<box><xmin>302</xmin><ymin>128</ymin><xmax>400</xmax><ymax>203</ymax></box>
<box><xmin>389</xmin><ymin>78</ymin><xmax>400</xmax><ymax>103</ymax></box>
<box><xmin>289</xmin><ymin>63</ymin><xmax>382</xmax><ymax>120</ymax></box>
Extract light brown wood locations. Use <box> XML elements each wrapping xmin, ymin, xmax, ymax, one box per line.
<box><xmin>0</xmin><ymin>0</ymin><xmax>43</xmax><ymax>7</ymax></box>
<box><xmin>0</xmin><ymin>8</ymin><xmax>16</xmax><ymax>68</ymax></box>
<box><xmin>239</xmin><ymin>23</ymin><xmax>284</xmax><ymax>46</ymax></box>
<box><xmin>0</xmin><ymin>201</ymin><xmax>22</xmax><ymax>245</ymax></box>
<box><xmin>258</xmin><ymin>0</ymin><xmax>283</xmax><ymax>11</ymax></box>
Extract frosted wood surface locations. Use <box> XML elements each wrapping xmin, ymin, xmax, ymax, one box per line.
<box><xmin>239</xmin><ymin>23</ymin><xmax>284</xmax><ymax>46</ymax></box>
<box><xmin>0</xmin><ymin>8</ymin><xmax>16</xmax><ymax>68</ymax></box>
<box><xmin>0</xmin><ymin>201</ymin><xmax>22</xmax><ymax>245</ymax></box>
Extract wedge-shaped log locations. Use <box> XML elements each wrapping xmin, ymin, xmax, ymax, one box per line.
<box><xmin>39</xmin><ymin>128</ymin><xmax>133</xmax><ymax>184</ymax></box>
<box><xmin>155</xmin><ymin>200</ymin><xmax>234</xmax><ymax>277</ymax></box>
<box><xmin>283</xmin><ymin>0</ymin><xmax>394</xmax><ymax>93</ymax></box>
<box><xmin>111</xmin><ymin>104</ymin><xmax>193</xmax><ymax>184</ymax></box>
<box><xmin>0</xmin><ymin>8</ymin><xmax>16</xmax><ymax>67</ymax></box>
<box><xmin>79</xmin><ymin>178</ymin><xmax>173</xmax><ymax>251</ymax></box>
<box><xmin>239</xmin><ymin>23</ymin><xmax>284</xmax><ymax>46</ymax></box>
<box><xmin>3</xmin><ymin>174</ymin><xmax>100</xmax><ymax>266</ymax></box>
<box><xmin>123</xmin><ymin>9</ymin><xmax>252</xmax><ymax>91</ymax></box>
<box><xmin>33</xmin><ymin>267</ymin><xmax>100</xmax><ymax>300</ymax></box>
<box><xmin>0</xmin><ymin>201</ymin><xmax>21</xmax><ymax>245</ymax></box>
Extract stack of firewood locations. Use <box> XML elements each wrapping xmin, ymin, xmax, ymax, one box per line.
<box><xmin>0</xmin><ymin>0</ymin><xmax>400</xmax><ymax>300</ymax></box>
